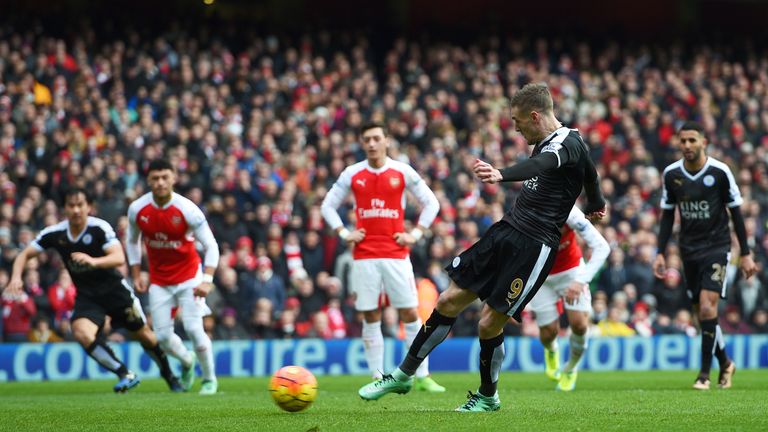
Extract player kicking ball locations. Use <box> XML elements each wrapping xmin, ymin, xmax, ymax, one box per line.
<box><xmin>4</xmin><ymin>188</ymin><xmax>182</xmax><ymax>393</ymax></box>
<box><xmin>358</xmin><ymin>83</ymin><xmax>606</xmax><ymax>411</ymax></box>
<box><xmin>528</xmin><ymin>206</ymin><xmax>609</xmax><ymax>391</ymax></box>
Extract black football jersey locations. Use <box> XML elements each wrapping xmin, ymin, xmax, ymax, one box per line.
<box><xmin>660</xmin><ymin>158</ymin><xmax>743</xmax><ymax>260</ymax></box>
<box><xmin>32</xmin><ymin>216</ymin><xmax>125</xmax><ymax>296</ymax></box>
<box><xmin>502</xmin><ymin>127</ymin><xmax>592</xmax><ymax>248</ymax></box>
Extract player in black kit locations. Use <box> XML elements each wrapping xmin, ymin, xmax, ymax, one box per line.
<box><xmin>358</xmin><ymin>83</ymin><xmax>606</xmax><ymax>411</ymax></box>
<box><xmin>653</xmin><ymin>121</ymin><xmax>757</xmax><ymax>390</ymax></box>
<box><xmin>3</xmin><ymin>188</ymin><xmax>183</xmax><ymax>393</ymax></box>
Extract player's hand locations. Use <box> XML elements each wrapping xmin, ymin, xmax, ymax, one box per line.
<box><xmin>652</xmin><ymin>254</ymin><xmax>667</xmax><ymax>279</ymax></box>
<box><xmin>585</xmin><ymin>206</ymin><xmax>607</xmax><ymax>222</ymax></box>
<box><xmin>3</xmin><ymin>278</ymin><xmax>24</xmax><ymax>296</ymax></box>
<box><xmin>393</xmin><ymin>231</ymin><xmax>416</xmax><ymax>246</ymax></box>
<box><xmin>346</xmin><ymin>228</ymin><xmax>366</xmax><ymax>247</ymax></box>
<box><xmin>194</xmin><ymin>281</ymin><xmax>213</xmax><ymax>297</ymax></box>
<box><xmin>565</xmin><ymin>282</ymin><xmax>586</xmax><ymax>305</ymax></box>
<box><xmin>739</xmin><ymin>254</ymin><xmax>758</xmax><ymax>279</ymax></box>
<box><xmin>71</xmin><ymin>252</ymin><xmax>96</xmax><ymax>267</ymax></box>
<box><xmin>473</xmin><ymin>159</ymin><xmax>502</xmax><ymax>184</ymax></box>
<box><xmin>133</xmin><ymin>278</ymin><xmax>148</xmax><ymax>293</ymax></box>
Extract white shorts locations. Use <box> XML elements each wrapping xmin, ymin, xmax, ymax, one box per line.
<box><xmin>350</xmin><ymin>258</ymin><xmax>418</xmax><ymax>311</ymax></box>
<box><xmin>529</xmin><ymin>263</ymin><xmax>592</xmax><ymax>326</ymax></box>
<box><xmin>149</xmin><ymin>272</ymin><xmax>212</xmax><ymax>331</ymax></box>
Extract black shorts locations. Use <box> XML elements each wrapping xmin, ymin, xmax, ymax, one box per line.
<box><xmin>683</xmin><ymin>252</ymin><xmax>730</xmax><ymax>303</ymax></box>
<box><xmin>72</xmin><ymin>279</ymin><xmax>146</xmax><ymax>332</ymax></box>
<box><xmin>445</xmin><ymin>221</ymin><xmax>556</xmax><ymax>321</ymax></box>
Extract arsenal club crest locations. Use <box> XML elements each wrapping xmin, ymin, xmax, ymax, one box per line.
<box><xmin>389</xmin><ymin>177</ymin><xmax>401</xmax><ymax>187</ymax></box>
<box><xmin>171</xmin><ymin>215</ymin><xmax>182</xmax><ymax>225</ymax></box>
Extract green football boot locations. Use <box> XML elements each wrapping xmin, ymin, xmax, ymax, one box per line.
<box><xmin>455</xmin><ymin>391</ymin><xmax>501</xmax><ymax>412</ymax></box>
<box><xmin>358</xmin><ymin>374</ymin><xmax>413</xmax><ymax>401</ymax></box>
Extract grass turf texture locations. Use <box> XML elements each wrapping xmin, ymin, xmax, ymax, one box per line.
<box><xmin>2</xmin><ymin>371</ymin><xmax>767</xmax><ymax>431</ymax></box>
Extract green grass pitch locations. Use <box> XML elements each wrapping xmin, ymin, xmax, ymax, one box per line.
<box><xmin>2</xmin><ymin>370</ymin><xmax>767</xmax><ymax>431</ymax></box>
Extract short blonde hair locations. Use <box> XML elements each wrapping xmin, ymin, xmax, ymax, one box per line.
<box><xmin>509</xmin><ymin>83</ymin><xmax>553</xmax><ymax>114</ymax></box>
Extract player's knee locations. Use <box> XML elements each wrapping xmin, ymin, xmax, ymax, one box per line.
<box><xmin>570</xmin><ymin>321</ymin><xmax>588</xmax><ymax>336</ymax></box>
<box><xmin>539</xmin><ymin>322</ymin><xmax>559</xmax><ymax>342</ymax></box>
<box><xmin>154</xmin><ymin>327</ymin><xmax>174</xmax><ymax>346</ymax></box>
<box><xmin>183</xmin><ymin>319</ymin><xmax>210</xmax><ymax>347</ymax></box>
<box><xmin>436</xmin><ymin>292</ymin><xmax>462</xmax><ymax>316</ymax></box>
<box><xmin>477</xmin><ymin>316</ymin><xmax>504</xmax><ymax>339</ymax></box>
<box><xmin>398</xmin><ymin>308</ymin><xmax>419</xmax><ymax>323</ymax></box>
<box><xmin>73</xmin><ymin>328</ymin><xmax>95</xmax><ymax>346</ymax></box>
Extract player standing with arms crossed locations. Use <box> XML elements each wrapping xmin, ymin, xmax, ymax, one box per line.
<box><xmin>321</xmin><ymin>122</ymin><xmax>445</xmax><ymax>393</ymax></box>
<box><xmin>4</xmin><ymin>188</ymin><xmax>182</xmax><ymax>392</ymax></box>
<box><xmin>653</xmin><ymin>121</ymin><xmax>757</xmax><ymax>390</ymax></box>
<box><xmin>127</xmin><ymin>159</ymin><xmax>220</xmax><ymax>395</ymax></box>
<box><xmin>529</xmin><ymin>206</ymin><xmax>610</xmax><ymax>391</ymax></box>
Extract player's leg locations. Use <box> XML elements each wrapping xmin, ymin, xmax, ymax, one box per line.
<box><xmin>72</xmin><ymin>317</ymin><xmax>138</xmax><ymax>392</ymax></box>
<box><xmin>384</xmin><ymin>258</ymin><xmax>445</xmax><ymax>392</ymax></box>
<box><xmin>352</xmin><ymin>260</ymin><xmax>386</xmax><ymax>380</ymax></box>
<box><xmin>149</xmin><ymin>284</ymin><xmax>196</xmax><ymax>390</ymax></box>
<box><xmin>458</xmin><ymin>304</ymin><xmax>507</xmax><ymax>411</ymax></box>
<box><xmin>693</xmin><ymin>253</ymin><xmax>732</xmax><ymax>390</ymax></box>
<box><xmin>177</xmin><ymin>284</ymin><xmax>217</xmax><ymax>395</ymax></box>
<box><xmin>557</xmin><ymin>310</ymin><xmax>589</xmax><ymax>391</ymax></box>
<box><xmin>362</xmin><ymin>309</ymin><xmax>385</xmax><ymax>379</ymax></box>
<box><xmin>398</xmin><ymin>306</ymin><xmax>445</xmax><ymax>392</ymax></box>
<box><xmin>358</xmin><ymin>281</ymin><xmax>477</xmax><ymax>400</ymax></box>
<box><xmin>529</xmin><ymin>278</ymin><xmax>561</xmax><ymax>381</ymax></box>
<box><xmin>557</xmin><ymin>280</ymin><xmax>592</xmax><ymax>391</ymax></box>
<box><xmin>109</xmin><ymin>280</ymin><xmax>182</xmax><ymax>391</ymax></box>
<box><xmin>456</xmin><ymin>227</ymin><xmax>556</xmax><ymax>411</ymax></box>
<box><xmin>130</xmin><ymin>325</ymin><xmax>183</xmax><ymax>392</ymax></box>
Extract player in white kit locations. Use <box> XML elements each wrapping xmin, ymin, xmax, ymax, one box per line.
<box><xmin>321</xmin><ymin>122</ymin><xmax>445</xmax><ymax>392</ymax></box>
<box><xmin>126</xmin><ymin>159</ymin><xmax>220</xmax><ymax>395</ymax></box>
<box><xmin>528</xmin><ymin>206</ymin><xmax>610</xmax><ymax>391</ymax></box>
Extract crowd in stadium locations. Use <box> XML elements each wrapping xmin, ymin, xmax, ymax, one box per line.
<box><xmin>1</xmin><ymin>23</ymin><xmax>767</xmax><ymax>343</ymax></box>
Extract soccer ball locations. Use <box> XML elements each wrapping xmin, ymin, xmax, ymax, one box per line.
<box><xmin>269</xmin><ymin>365</ymin><xmax>318</xmax><ymax>412</ymax></box>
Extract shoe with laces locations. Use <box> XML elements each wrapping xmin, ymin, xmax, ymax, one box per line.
<box><xmin>692</xmin><ymin>377</ymin><xmax>711</xmax><ymax>390</ymax></box>
<box><xmin>113</xmin><ymin>372</ymin><xmax>141</xmax><ymax>393</ymax></box>
<box><xmin>166</xmin><ymin>375</ymin><xmax>185</xmax><ymax>392</ymax></box>
<box><xmin>199</xmin><ymin>379</ymin><xmax>218</xmax><ymax>395</ymax></box>
<box><xmin>556</xmin><ymin>371</ymin><xmax>578</xmax><ymax>391</ymax></box>
<box><xmin>544</xmin><ymin>348</ymin><xmax>561</xmax><ymax>381</ymax></box>
<box><xmin>718</xmin><ymin>362</ymin><xmax>735</xmax><ymax>389</ymax></box>
<box><xmin>413</xmin><ymin>376</ymin><xmax>446</xmax><ymax>393</ymax></box>
<box><xmin>358</xmin><ymin>374</ymin><xmax>413</xmax><ymax>401</ymax></box>
<box><xmin>455</xmin><ymin>390</ymin><xmax>501</xmax><ymax>412</ymax></box>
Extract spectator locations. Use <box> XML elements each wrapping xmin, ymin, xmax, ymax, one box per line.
<box><xmin>596</xmin><ymin>306</ymin><xmax>636</xmax><ymax>337</ymax></box>
<box><xmin>750</xmin><ymin>309</ymin><xmax>768</xmax><ymax>333</ymax></box>
<box><xmin>720</xmin><ymin>305</ymin><xmax>753</xmax><ymax>335</ymax></box>
<box><xmin>214</xmin><ymin>307</ymin><xmax>250</xmax><ymax>340</ymax></box>
<box><xmin>28</xmin><ymin>315</ymin><xmax>63</xmax><ymax>343</ymax></box>
<box><xmin>2</xmin><ymin>289</ymin><xmax>37</xmax><ymax>342</ymax></box>
<box><xmin>47</xmin><ymin>269</ymin><xmax>76</xmax><ymax>325</ymax></box>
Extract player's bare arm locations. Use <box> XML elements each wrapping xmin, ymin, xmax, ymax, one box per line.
<box><xmin>5</xmin><ymin>245</ymin><xmax>41</xmax><ymax>295</ymax></box>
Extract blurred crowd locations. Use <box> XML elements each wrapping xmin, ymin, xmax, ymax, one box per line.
<box><xmin>1</xmin><ymin>23</ymin><xmax>768</xmax><ymax>344</ymax></box>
